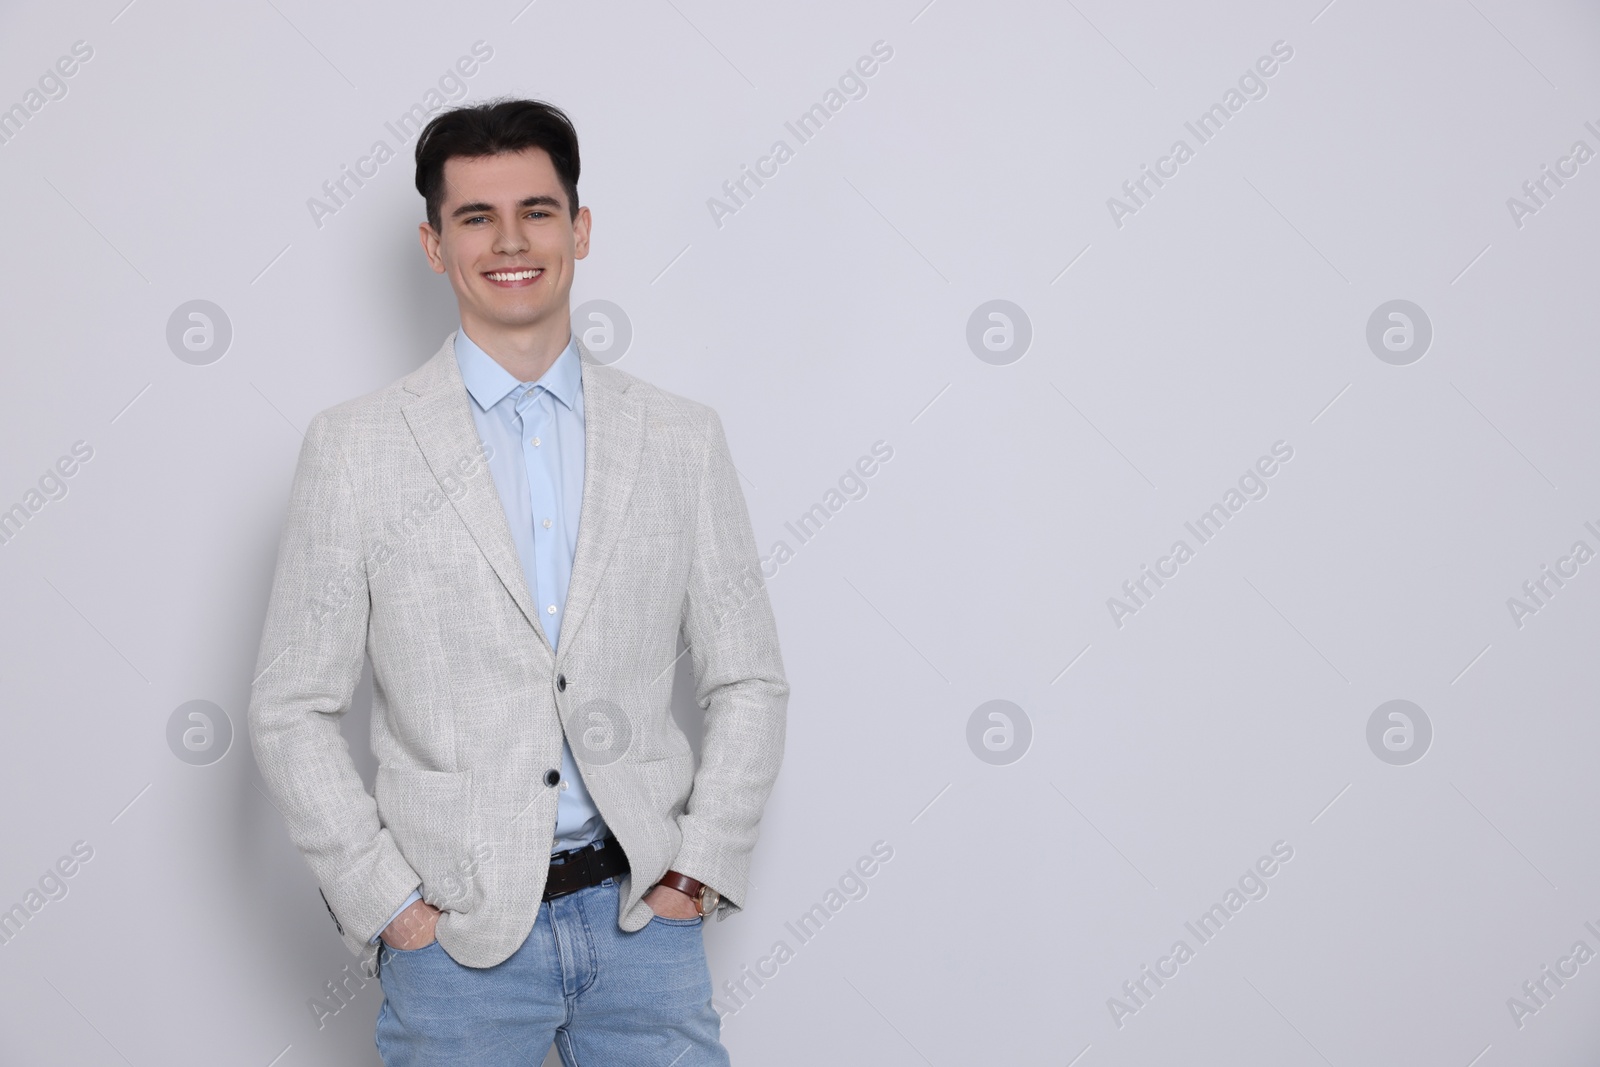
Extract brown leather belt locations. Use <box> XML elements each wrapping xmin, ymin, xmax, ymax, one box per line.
<box><xmin>542</xmin><ymin>834</ymin><xmax>629</xmax><ymax>901</ymax></box>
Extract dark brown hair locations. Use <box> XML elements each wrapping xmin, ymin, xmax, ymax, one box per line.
<box><xmin>413</xmin><ymin>98</ymin><xmax>581</xmax><ymax>232</ymax></box>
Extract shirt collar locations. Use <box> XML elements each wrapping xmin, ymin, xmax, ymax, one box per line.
<box><xmin>454</xmin><ymin>327</ymin><xmax>582</xmax><ymax>414</ymax></box>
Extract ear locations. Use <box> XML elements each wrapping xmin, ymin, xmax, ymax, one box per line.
<box><xmin>573</xmin><ymin>205</ymin><xmax>592</xmax><ymax>261</ymax></box>
<box><xmin>419</xmin><ymin>222</ymin><xmax>447</xmax><ymax>274</ymax></box>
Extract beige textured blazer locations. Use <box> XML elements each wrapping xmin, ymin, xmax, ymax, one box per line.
<box><xmin>248</xmin><ymin>331</ymin><xmax>788</xmax><ymax>968</ymax></box>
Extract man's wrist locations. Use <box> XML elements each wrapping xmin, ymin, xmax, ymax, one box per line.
<box><xmin>657</xmin><ymin>870</ymin><xmax>720</xmax><ymax>916</ymax></box>
<box><xmin>380</xmin><ymin>897</ymin><xmax>441</xmax><ymax>949</ymax></box>
<box><xmin>372</xmin><ymin>888</ymin><xmax>424</xmax><ymax>944</ymax></box>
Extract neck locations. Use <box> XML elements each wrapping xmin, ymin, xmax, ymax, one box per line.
<box><xmin>460</xmin><ymin>310</ymin><xmax>572</xmax><ymax>383</ymax></box>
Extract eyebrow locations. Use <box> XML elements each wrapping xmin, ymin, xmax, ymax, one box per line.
<box><xmin>450</xmin><ymin>194</ymin><xmax>564</xmax><ymax>220</ymax></box>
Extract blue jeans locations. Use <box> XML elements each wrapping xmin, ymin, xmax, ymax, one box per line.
<box><xmin>374</xmin><ymin>878</ymin><xmax>728</xmax><ymax>1066</ymax></box>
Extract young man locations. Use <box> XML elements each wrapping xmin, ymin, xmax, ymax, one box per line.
<box><xmin>248</xmin><ymin>99</ymin><xmax>787</xmax><ymax>1066</ymax></box>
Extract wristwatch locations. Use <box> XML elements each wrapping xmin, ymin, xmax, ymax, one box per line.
<box><xmin>657</xmin><ymin>870</ymin><xmax>721</xmax><ymax>916</ymax></box>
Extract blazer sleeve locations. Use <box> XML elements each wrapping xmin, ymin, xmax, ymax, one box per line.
<box><xmin>247</xmin><ymin>410</ymin><xmax>421</xmax><ymax>957</ymax></box>
<box><xmin>671</xmin><ymin>407</ymin><xmax>789</xmax><ymax>915</ymax></box>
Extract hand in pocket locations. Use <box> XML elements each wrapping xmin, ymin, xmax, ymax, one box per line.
<box><xmin>381</xmin><ymin>899</ymin><xmax>442</xmax><ymax>950</ymax></box>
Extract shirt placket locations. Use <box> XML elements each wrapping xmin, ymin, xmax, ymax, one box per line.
<box><xmin>516</xmin><ymin>384</ymin><xmax>564</xmax><ymax>648</ymax></box>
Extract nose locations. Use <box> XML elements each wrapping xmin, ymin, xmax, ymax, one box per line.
<box><xmin>492</xmin><ymin>217</ymin><xmax>530</xmax><ymax>256</ymax></box>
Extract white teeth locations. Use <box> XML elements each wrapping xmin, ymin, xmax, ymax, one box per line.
<box><xmin>486</xmin><ymin>269</ymin><xmax>539</xmax><ymax>281</ymax></box>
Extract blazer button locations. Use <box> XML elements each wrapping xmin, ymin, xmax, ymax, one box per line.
<box><xmin>556</xmin><ymin>674</ymin><xmax>567</xmax><ymax>692</ymax></box>
<box><xmin>544</xmin><ymin>768</ymin><xmax>561</xmax><ymax>787</ymax></box>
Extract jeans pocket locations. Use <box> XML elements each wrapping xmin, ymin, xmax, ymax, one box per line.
<box><xmin>647</xmin><ymin>913</ymin><xmax>703</xmax><ymax>928</ymax></box>
<box><xmin>381</xmin><ymin>936</ymin><xmax>442</xmax><ymax>960</ymax></box>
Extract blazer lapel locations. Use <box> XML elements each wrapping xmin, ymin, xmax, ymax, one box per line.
<box><xmin>401</xmin><ymin>331</ymin><xmax>552</xmax><ymax>651</ymax></box>
<box><xmin>559</xmin><ymin>336</ymin><xmax>645</xmax><ymax>656</ymax></box>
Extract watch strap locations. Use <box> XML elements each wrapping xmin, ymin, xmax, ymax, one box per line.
<box><xmin>658</xmin><ymin>870</ymin><xmax>706</xmax><ymax>912</ymax></box>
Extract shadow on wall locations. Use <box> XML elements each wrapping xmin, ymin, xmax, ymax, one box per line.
<box><xmin>392</xmin><ymin>219</ymin><xmax>463</xmax><ymax>374</ymax></box>
<box><xmin>670</xmin><ymin>633</ymin><xmax>708</xmax><ymax>762</ymax></box>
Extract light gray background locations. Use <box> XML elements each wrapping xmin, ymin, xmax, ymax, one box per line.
<box><xmin>2</xmin><ymin>0</ymin><xmax>1597</xmax><ymax>1064</ymax></box>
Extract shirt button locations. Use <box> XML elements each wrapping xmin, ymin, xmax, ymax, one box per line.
<box><xmin>559</xmin><ymin>781</ymin><xmax>569</xmax><ymax>792</ymax></box>
<box><xmin>544</xmin><ymin>769</ymin><xmax>560</xmax><ymax>787</ymax></box>
<box><xmin>542</xmin><ymin>518</ymin><xmax>552</xmax><ymax>529</ymax></box>
<box><xmin>547</xmin><ymin>604</ymin><xmax>557</xmax><ymax>615</ymax></box>
<box><xmin>531</xmin><ymin>436</ymin><xmax>541</xmax><ymax>447</ymax></box>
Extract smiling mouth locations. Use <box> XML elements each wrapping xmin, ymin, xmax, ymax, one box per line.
<box><xmin>484</xmin><ymin>268</ymin><xmax>543</xmax><ymax>286</ymax></box>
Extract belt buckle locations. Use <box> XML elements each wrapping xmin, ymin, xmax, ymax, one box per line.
<box><xmin>570</xmin><ymin>844</ymin><xmax>594</xmax><ymax>885</ymax></box>
<box><xmin>545</xmin><ymin>842</ymin><xmax>588</xmax><ymax>901</ymax></box>
<box><xmin>543</xmin><ymin>837</ymin><xmax>623</xmax><ymax>902</ymax></box>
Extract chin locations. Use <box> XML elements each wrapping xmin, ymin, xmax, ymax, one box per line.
<box><xmin>489</xmin><ymin>305</ymin><xmax>555</xmax><ymax>327</ymax></box>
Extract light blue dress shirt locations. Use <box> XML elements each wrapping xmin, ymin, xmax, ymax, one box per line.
<box><xmin>375</xmin><ymin>327</ymin><xmax>607</xmax><ymax>941</ymax></box>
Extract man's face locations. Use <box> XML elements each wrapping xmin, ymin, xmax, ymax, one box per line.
<box><xmin>419</xmin><ymin>147</ymin><xmax>590</xmax><ymax>334</ymax></box>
